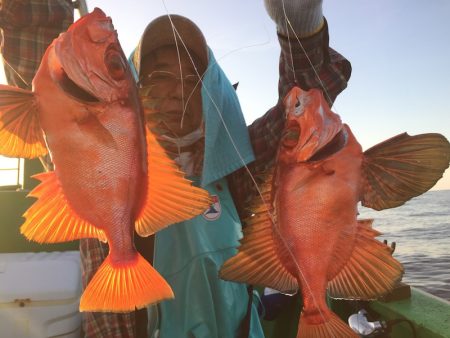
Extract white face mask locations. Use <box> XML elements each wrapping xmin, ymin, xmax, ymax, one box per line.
<box><xmin>173</xmin><ymin>152</ymin><xmax>196</xmax><ymax>177</ymax></box>
<box><xmin>159</xmin><ymin>125</ymin><xmax>203</xmax><ymax>176</ymax></box>
<box><xmin>160</xmin><ymin>124</ymin><xmax>204</xmax><ymax>149</ymax></box>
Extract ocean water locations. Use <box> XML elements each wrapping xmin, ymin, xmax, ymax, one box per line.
<box><xmin>358</xmin><ymin>189</ymin><xmax>450</xmax><ymax>301</ymax></box>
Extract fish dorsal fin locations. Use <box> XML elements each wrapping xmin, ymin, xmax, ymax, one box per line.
<box><xmin>361</xmin><ymin>133</ymin><xmax>450</xmax><ymax>210</ymax></box>
<box><xmin>0</xmin><ymin>85</ymin><xmax>48</xmax><ymax>158</ymax></box>
<box><xmin>219</xmin><ymin>172</ymin><xmax>298</xmax><ymax>293</ymax></box>
<box><xmin>327</xmin><ymin>219</ymin><xmax>403</xmax><ymax>300</ymax></box>
<box><xmin>21</xmin><ymin>171</ymin><xmax>107</xmax><ymax>243</ymax></box>
<box><xmin>135</xmin><ymin>127</ymin><xmax>211</xmax><ymax>237</ymax></box>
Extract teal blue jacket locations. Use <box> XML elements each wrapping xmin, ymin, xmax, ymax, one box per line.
<box><xmin>144</xmin><ymin>49</ymin><xmax>264</xmax><ymax>338</ymax></box>
<box><xmin>154</xmin><ymin>178</ymin><xmax>264</xmax><ymax>338</ymax></box>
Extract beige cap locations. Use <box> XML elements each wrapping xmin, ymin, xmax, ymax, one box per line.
<box><xmin>133</xmin><ymin>14</ymin><xmax>208</xmax><ymax>77</ymax></box>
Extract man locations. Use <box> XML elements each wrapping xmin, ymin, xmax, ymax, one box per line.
<box><xmin>81</xmin><ymin>0</ymin><xmax>351</xmax><ymax>337</ymax></box>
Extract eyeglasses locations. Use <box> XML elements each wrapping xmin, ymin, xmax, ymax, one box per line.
<box><xmin>139</xmin><ymin>70</ymin><xmax>200</xmax><ymax>88</ymax></box>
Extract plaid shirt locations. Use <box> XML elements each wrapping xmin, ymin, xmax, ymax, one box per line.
<box><xmin>80</xmin><ymin>239</ymin><xmax>138</xmax><ymax>338</ymax></box>
<box><xmin>0</xmin><ymin>0</ymin><xmax>74</xmax><ymax>89</ymax></box>
<box><xmin>80</xmin><ymin>18</ymin><xmax>351</xmax><ymax>338</ymax></box>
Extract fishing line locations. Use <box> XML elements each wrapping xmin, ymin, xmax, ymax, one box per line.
<box><xmin>159</xmin><ymin>1</ymin><xmax>336</xmax><ymax>334</ymax></box>
<box><xmin>159</xmin><ymin>1</ymin><xmax>273</xmax><ymax>201</ymax></box>
<box><xmin>213</xmin><ymin>28</ymin><xmax>272</xmax><ymax>65</ymax></box>
<box><xmin>161</xmin><ymin>11</ymin><xmax>187</xmax><ymax>130</ymax></box>
<box><xmin>161</xmin><ymin>0</ymin><xmax>212</xmax><ymax>132</ymax></box>
<box><xmin>1</xmin><ymin>57</ymin><xmax>30</xmax><ymax>88</ymax></box>
<box><xmin>280</xmin><ymin>1</ymin><xmax>335</xmax><ymax>109</ymax></box>
<box><xmin>179</xmin><ymin>35</ymin><xmax>272</xmax><ymax>131</ymax></box>
<box><xmin>261</xmin><ymin>1</ymin><xmax>338</xmax><ymax>336</ymax></box>
<box><xmin>281</xmin><ymin>0</ymin><xmax>298</xmax><ymax>85</ymax></box>
<box><xmin>277</xmin><ymin>3</ymin><xmax>361</xmax><ymax>333</ymax></box>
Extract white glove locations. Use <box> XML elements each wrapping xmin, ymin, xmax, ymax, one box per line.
<box><xmin>264</xmin><ymin>0</ymin><xmax>324</xmax><ymax>37</ymax></box>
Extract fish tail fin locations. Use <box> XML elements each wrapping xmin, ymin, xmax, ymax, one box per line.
<box><xmin>298</xmin><ymin>310</ymin><xmax>358</xmax><ymax>338</ymax></box>
<box><xmin>80</xmin><ymin>252</ymin><xmax>173</xmax><ymax>312</ymax></box>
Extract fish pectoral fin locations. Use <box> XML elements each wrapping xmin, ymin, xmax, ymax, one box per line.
<box><xmin>327</xmin><ymin>219</ymin><xmax>404</xmax><ymax>300</ymax></box>
<box><xmin>361</xmin><ymin>132</ymin><xmax>450</xmax><ymax>210</ymax></box>
<box><xmin>0</xmin><ymin>85</ymin><xmax>48</xmax><ymax>158</ymax></box>
<box><xmin>219</xmin><ymin>173</ymin><xmax>298</xmax><ymax>293</ymax></box>
<box><xmin>80</xmin><ymin>252</ymin><xmax>174</xmax><ymax>312</ymax></box>
<box><xmin>135</xmin><ymin>127</ymin><xmax>211</xmax><ymax>237</ymax></box>
<box><xmin>21</xmin><ymin>171</ymin><xmax>107</xmax><ymax>243</ymax></box>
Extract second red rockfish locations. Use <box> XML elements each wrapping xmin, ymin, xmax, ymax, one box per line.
<box><xmin>221</xmin><ymin>87</ymin><xmax>450</xmax><ymax>337</ymax></box>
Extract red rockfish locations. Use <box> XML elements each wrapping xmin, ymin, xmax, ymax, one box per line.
<box><xmin>0</xmin><ymin>8</ymin><xmax>210</xmax><ymax>312</ymax></box>
<box><xmin>221</xmin><ymin>87</ymin><xmax>450</xmax><ymax>337</ymax></box>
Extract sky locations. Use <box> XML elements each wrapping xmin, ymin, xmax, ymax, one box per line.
<box><xmin>1</xmin><ymin>0</ymin><xmax>449</xmax><ymax>189</ymax></box>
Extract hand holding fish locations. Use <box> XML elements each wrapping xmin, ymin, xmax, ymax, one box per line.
<box><xmin>221</xmin><ymin>86</ymin><xmax>450</xmax><ymax>337</ymax></box>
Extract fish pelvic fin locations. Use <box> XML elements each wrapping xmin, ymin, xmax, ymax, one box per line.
<box><xmin>361</xmin><ymin>132</ymin><xmax>450</xmax><ymax>210</ymax></box>
<box><xmin>0</xmin><ymin>85</ymin><xmax>47</xmax><ymax>158</ymax></box>
<box><xmin>327</xmin><ymin>219</ymin><xmax>404</xmax><ymax>300</ymax></box>
<box><xmin>21</xmin><ymin>171</ymin><xmax>107</xmax><ymax>243</ymax></box>
<box><xmin>80</xmin><ymin>252</ymin><xmax>174</xmax><ymax>312</ymax></box>
<box><xmin>135</xmin><ymin>127</ymin><xmax>211</xmax><ymax>237</ymax></box>
<box><xmin>219</xmin><ymin>173</ymin><xmax>298</xmax><ymax>293</ymax></box>
<box><xmin>298</xmin><ymin>310</ymin><xmax>358</xmax><ymax>338</ymax></box>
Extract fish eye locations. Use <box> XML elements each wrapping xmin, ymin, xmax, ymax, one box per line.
<box><xmin>294</xmin><ymin>98</ymin><xmax>302</xmax><ymax>116</ymax></box>
<box><xmin>105</xmin><ymin>49</ymin><xmax>126</xmax><ymax>80</ymax></box>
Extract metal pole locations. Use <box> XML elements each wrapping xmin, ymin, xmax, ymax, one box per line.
<box><xmin>73</xmin><ymin>0</ymin><xmax>89</xmax><ymax>16</ymax></box>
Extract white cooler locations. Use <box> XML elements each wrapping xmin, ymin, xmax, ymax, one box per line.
<box><xmin>0</xmin><ymin>251</ymin><xmax>81</xmax><ymax>338</ymax></box>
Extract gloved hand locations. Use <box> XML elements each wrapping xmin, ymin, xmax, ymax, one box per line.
<box><xmin>264</xmin><ymin>0</ymin><xmax>324</xmax><ymax>37</ymax></box>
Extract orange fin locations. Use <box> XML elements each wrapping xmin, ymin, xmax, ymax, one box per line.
<box><xmin>327</xmin><ymin>219</ymin><xmax>403</xmax><ymax>300</ymax></box>
<box><xmin>80</xmin><ymin>252</ymin><xmax>174</xmax><ymax>312</ymax></box>
<box><xmin>361</xmin><ymin>133</ymin><xmax>450</xmax><ymax>210</ymax></box>
<box><xmin>298</xmin><ymin>310</ymin><xmax>358</xmax><ymax>338</ymax></box>
<box><xmin>135</xmin><ymin>127</ymin><xmax>211</xmax><ymax>237</ymax></box>
<box><xmin>21</xmin><ymin>171</ymin><xmax>107</xmax><ymax>243</ymax></box>
<box><xmin>0</xmin><ymin>85</ymin><xmax>47</xmax><ymax>158</ymax></box>
<box><xmin>220</xmin><ymin>173</ymin><xmax>297</xmax><ymax>293</ymax></box>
